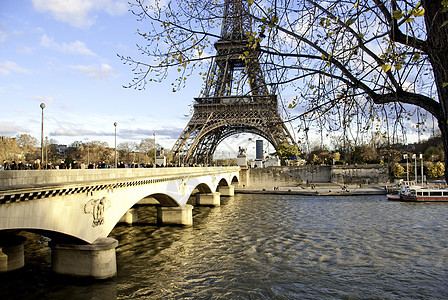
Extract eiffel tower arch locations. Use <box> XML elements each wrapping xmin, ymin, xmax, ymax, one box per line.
<box><xmin>169</xmin><ymin>0</ymin><xmax>296</xmax><ymax>164</ymax></box>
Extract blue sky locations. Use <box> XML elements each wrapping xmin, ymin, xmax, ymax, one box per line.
<box><xmin>1</xmin><ymin>0</ymin><xmax>198</xmax><ymax>151</ymax></box>
<box><xmin>0</xmin><ymin>0</ymin><xmax>430</xmax><ymax>159</ymax></box>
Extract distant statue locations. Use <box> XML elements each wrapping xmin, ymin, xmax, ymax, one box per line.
<box><xmin>238</xmin><ymin>146</ymin><xmax>247</xmax><ymax>156</ymax></box>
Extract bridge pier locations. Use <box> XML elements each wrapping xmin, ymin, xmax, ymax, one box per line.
<box><xmin>119</xmin><ymin>208</ymin><xmax>138</xmax><ymax>224</ymax></box>
<box><xmin>157</xmin><ymin>204</ymin><xmax>193</xmax><ymax>226</ymax></box>
<box><xmin>0</xmin><ymin>234</ymin><xmax>26</xmax><ymax>273</ymax></box>
<box><xmin>219</xmin><ymin>185</ymin><xmax>234</xmax><ymax>197</ymax></box>
<box><xmin>196</xmin><ymin>192</ymin><xmax>221</xmax><ymax>206</ymax></box>
<box><xmin>50</xmin><ymin>237</ymin><xmax>118</xmax><ymax>279</ymax></box>
<box><xmin>239</xmin><ymin>168</ymin><xmax>249</xmax><ymax>187</ymax></box>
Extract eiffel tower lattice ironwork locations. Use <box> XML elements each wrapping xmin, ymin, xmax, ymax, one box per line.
<box><xmin>169</xmin><ymin>0</ymin><xmax>295</xmax><ymax>164</ymax></box>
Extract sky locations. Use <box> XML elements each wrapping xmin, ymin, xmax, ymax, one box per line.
<box><xmin>0</xmin><ymin>0</ymin><xmax>202</xmax><ymax>153</ymax></box>
<box><xmin>0</xmin><ymin>0</ymin><xmax>432</xmax><ymax>160</ymax></box>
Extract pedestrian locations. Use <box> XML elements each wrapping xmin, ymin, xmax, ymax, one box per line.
<box><xmin>33</xmin><ymin>159</ymin><xmax>41</xmax><ymax>170</ymax></box>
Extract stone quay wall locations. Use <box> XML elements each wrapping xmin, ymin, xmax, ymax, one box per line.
<box><xmin>244</xmin><ymin>165</ymin><xmax>389</xmax><ymax>187</ymax></box>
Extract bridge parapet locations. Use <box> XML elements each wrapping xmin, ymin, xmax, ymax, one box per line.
<box><xmin>0</xmin><ymin>167</ymin><xmax>240</xmax><ymax>189</ymax></box>
<box><xmin>0</xmin><ymin>167</ymin><xmax>240</xmax><ymax>204</ymax></box>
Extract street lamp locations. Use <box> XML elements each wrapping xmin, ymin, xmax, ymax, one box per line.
<box><xmin>40</xmin><ymin>103</ymin><xmax>45</xmax><ymax>169</ymax></box>
<box><xmin>45</xmin><ymin>136</ymin><xmax>48</xmax><ymax>170</ymax></box>
<box><xmin>420</xmin><ymin>153</ymin><xmax>424</xmax><ymax>185</ymax></box>
<box><xmin>153</xmin><ymin>132</ymin><xmax>156</xmax><ymax>168</ymax></box>
<box><xmin>412</xmin><ymin>154</ymin><xmax>417</xmax><ymax>183</ymax></box>
<box><xmin>404</xmin><ymin>154</ymin><xmax>409</xmax><ymax>182</ymax></box>
<box><xmin>114</xmin><ymin>122</ymin><xmax>117</xmax><ymax>168</ymax></box>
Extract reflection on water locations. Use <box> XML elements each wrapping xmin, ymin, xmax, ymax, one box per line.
<box><xmin>1</xmin><ymin>194</ymin><xmax>448</xmax><ymax>299</ymax></box>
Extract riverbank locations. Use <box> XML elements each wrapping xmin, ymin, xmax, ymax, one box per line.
<box><xmin>235</xmin><ymin>183</ymin><xmax>387</xmax><ymax>196</ymax></box>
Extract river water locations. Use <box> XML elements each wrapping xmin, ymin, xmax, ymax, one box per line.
<box><xmin>2</xmin><ymin>194</ymin><xmax>448</xmax><ymax>299</ymax></box>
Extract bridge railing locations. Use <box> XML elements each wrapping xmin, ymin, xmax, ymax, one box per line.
<box><xmin>0</xmin><ymin>166</ymin><xmax>240</xmax><ymax>191</ymax></box>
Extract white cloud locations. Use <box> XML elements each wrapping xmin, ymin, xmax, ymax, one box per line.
<box><xmin>0</xmin><ymin>122</ymin><xmax>30</xmax><ymax>136</ymax></box>
<box><xmin>70</xmin><ymin>63</ymin><xmax>117</xmax><ymax>81</ymax></box>
<box><xmin>62</xmin><ymin>40</ymin><xmax>97</xmax><ymax>56</ymax></box>
<box><xmin>0</xmin><ymin>61</ymin><xmax>31</xmax><ymax>75</ymax></box>
<box><xmin>39</xmin><ymin>34</ymin><xmax>52</xmax><ymax>47</ymax></box>
<box><xmin>0</xmin><ymin>30</ymin><xmax>7</xmax><ymax>44</ymax></box>
<box><xmin>40</xmin><ymin>34</ymin><xmax>97</xmax><ymax>56</ymax></box>
<box><xmin>17</xmin><ymin>46</ymin><xmax>34</xmax><ymax>54</ymax></box>
<box><xmin>32</xmin><ymin>0</ymin><xmax>128</xmax><ymax>29</ymax></box>
<box><xmin>33</xmin><ymin>96</ymin><xmax>55</xmax><ymax>104</ymax></box>
<box><xmin>52</xmin><ymin>128</ymin><xmax>99</xmax><ymax>136</ymax></box>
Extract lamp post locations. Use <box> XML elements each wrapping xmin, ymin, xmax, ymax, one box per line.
<box><xmin>420</xmin><ymin>153</ymin><xmax>424</xmax><ymax>185</ymax></box>
<box><xmin>404</xmin><ymin>154</ymin><xmax>409</xmax><ymax>182</ymax></box>
<box><xmin>153</xmin><ymin>132</ymin><xmax>156</xmax><ymax>168</ymax></box>
<box><xmin>40</xmin><ymin>103</ymin><xmax>45</xmax><ymax>169</ymax></box>
<box><xmin>412</xmin><ymin>154</ymin><xmax>417</xmax><ymax>183</ymax></box>
<box><xmin>45</xmin><ymin>136</ymin><xmax>48</xmax><ymax>170</ymax></box>
<box><xmin>114</xmin><ymin>122</ymin><xmax>117</xmax><ymax>168</ymax></box>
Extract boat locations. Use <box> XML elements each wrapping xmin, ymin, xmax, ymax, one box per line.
<box><xmin>399</xmin><ymin>183</ymin><xmax>448</xmax><ymax>202</ymax></box>
<box><xmin>386</xmin><ymin>181</ymin><xmax>414</xmax><ymax>201</ymax></box>
<box><xmin>386</xmin><ymin>192</ymin><xmax>401</xmax><ymax>201</ymax></box>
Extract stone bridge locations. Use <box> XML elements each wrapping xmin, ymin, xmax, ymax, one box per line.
<box><xmin>0</xmin><ymin>167</ymin><xmax>240</xmax><ymax>278</ymax></box>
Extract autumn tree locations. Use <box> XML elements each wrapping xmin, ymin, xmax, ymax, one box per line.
<box><xmin>78</xmin><ymin>141</ymin><xmax>112</xmax><ymax>165</ymax></box>
<box><xmin>16</xmin><ymin>134</ymin><xmax>39</xmax><ymax>161</ymax></box>
<box><xmin>271</xmin><ymin>142</ymin><xmax>300</xmax><ymax>164</ymax></box>
<box><xmin>354</xmin><ymin>145</ymin><xmax>380</xmax><ymax>164</ymax></box>
<box><xmin>392</xmin><ymin>162</ymin><xmax>405</xmax><ymax>178</ymax></box>
<box><xmin>426</xmin><ymin>161</ymin><xmax>445</xmax><ymax>178</ymax></box>
<box><xmin>121</xmin><ymin>0</ymin><xmax>448</xmax><ymax>179</ymax></box>
<box><xmin>0</xmin><ymin>137</ymin><xmax>22</xmax><ymax>163</ymax></box>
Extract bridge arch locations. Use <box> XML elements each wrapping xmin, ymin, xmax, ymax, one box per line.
<box><xmin>217</xmin><ymin>178</ymin><xmax>230</xmax><ymax>187</ymax></box>
<box><xmin>149</xmin><ymin>193</ymin><xmax>179</xmax><ymax>207</ymax></box>
<box><xmin>194</xmin><ymin>183</ymin><xmax>214</xmax><ymax>193</ymax></box>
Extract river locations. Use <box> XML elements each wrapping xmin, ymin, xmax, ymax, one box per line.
<box><xmin>1</xmin><ymin>193</ymin><xmax>448</xmax><ymax>299</ymax></box>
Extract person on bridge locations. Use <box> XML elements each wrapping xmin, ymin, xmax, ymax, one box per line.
<box><xmin>33</xmin><ymin>159</ymin><xmax>41</xmax><ymax>170</ymax></box>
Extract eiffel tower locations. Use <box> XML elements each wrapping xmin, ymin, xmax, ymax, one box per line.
<box><xmin>169</xmin><ymin>0</ymin><xmax>295</xmax><ymax>164</ymax></box>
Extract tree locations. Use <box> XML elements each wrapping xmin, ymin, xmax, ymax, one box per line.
<box><xmin>44</xmin><ymin>137</ymin><xmax>59</xmax><ymax>166</ymax></box>
<box><xmin>353</xmin><ymin>144</ymin><xmax>380</xmax><ymax>164</ymax></box>
<box><xmin>424</xmin><ymin>145</ymin><xmax>444</xmax><ymax>162</ymax></box>
<box><xmin>117</xmin><ymin>141</ymin><xmax>138</xmax><ymax>163</ymax></box>
<box><xmin>79</xmin><ymin>141</ymin><xmax>112</xmax><ymax>165</ymax></box>
<box><xmin>16</xmin><ymin>134</ymin><xmax>38</xmax><ymax>149</ymax></box>
<box><xmin>16</xmin><ymin>134</ymin><xmax>39</xmax><ymax>161</ymax></box>
<box><xmin>332</xmin><ymin>152</ymin><xmax>341</xmax><ymax>163</ymax></box>
<box><xmin>271</xmin><ymin>142</ymin><xmax>300</xmax><ymax>164</ymax></box>
<box><xmin>0</xmin><ymin>137</ymin><xmax>22</xmax><ymax>163</ymax></box>
<box><xmin>392</xmin><ymin>162</ymin><xmax>405</xmax><ymax>178</ymax></box>
<box><xmin>137</xmin><ymin>138</ymin><xmax>156</xmax><ymax>162</ymax></box>
<box><xmin>426</xmin><ymin>161</ymin><xmax>445</xmax><ymax>178</ymax></box>
<box><xmin>121</xmin><ymin>0</ymin><xmax>448</xmax><ymax>179</ymax></box>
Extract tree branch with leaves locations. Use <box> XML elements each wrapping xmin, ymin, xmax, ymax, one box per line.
<box><xmin>121</xmin><ymin>0</ymin><xmax>448</xmax><ymax>179</ymax></box>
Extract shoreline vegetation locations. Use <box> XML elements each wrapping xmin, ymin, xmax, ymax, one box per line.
<box><xmin>235</xmin><ymin>183</ymin><xmax>387</xmax><ymax>196</ymax></box>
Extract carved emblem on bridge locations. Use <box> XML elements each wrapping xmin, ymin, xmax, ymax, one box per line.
<box><xmin>84</xmin><ymin>197</ymin><xmax>109</xmax><ymax>227</ymax></box>
<box><xmin>179</xmin><ymin>180</ymin><xmax>188</xmax><ymax>198</ymax></box>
